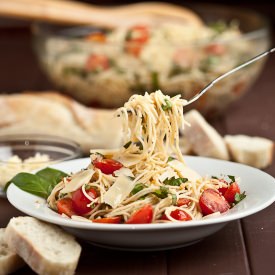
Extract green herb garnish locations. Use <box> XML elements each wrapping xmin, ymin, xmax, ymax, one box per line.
<box><xmin>228</xmin><ymin>175</ymin><xmax>236</xmax><ymax>183</ymax></box>
<box><xmin>154</xmin><ymin>186</ymin><xmax>169</xmax><ymax>199</ymax></box>
<box><xmin>5</xmin><ymin>167</ymin><xmax>68</xmax><ymax>199</ymax></box>
<box><xmin>161</xmin><ymin>99</ymin><xmax>172</xmax><ymax>111</ymax></box>
<box><xmin>167</xmin><ymin>156</ymin><xmax>176</xmax><ymax>162</ymax></box>
<box><xmin>163</xmin><ymin>177</ymin><xmax>188</xmax><ymax>186</ymax></box>
<box><xmin>209</xmin><ymin>21</ymin><xmax>227</xmax><ymax>34</ymax></box>
<box><xmin>234</xmin><ymin>192</ymin><xmax>246</xmax><ymax>205</ymax></box>
<box><xmin>131</xmin><ymin>183</ymin><xmax>146</xmax><ymax>195</ymax></box>
<box><xmin>211</xmin><ymin>176</ymin><xmax>219</xmax><ymax>180</ymax></box>
<box><xmin>151</xmin><ymin>71</ymin><xmax>160</xmax><ymax>91</ymax></box>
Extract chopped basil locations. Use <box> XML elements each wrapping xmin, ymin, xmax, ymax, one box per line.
<box><xmin>151</xmin><ymin>71</ymin><xmax>160</xmax><ymax>91</ymax></box>
<box><xmin>211</xmin><ymin>176</ymin><xmax>219</xmax><ymax>180</ymax></box>
<box><xmin>5</xmin><ymin>167</ymin><xmax>68</xmax><ymax>199</ymax></box>
<box><xmin>123</xmin><ymin>141</ymin><xmax>132</xmax><ymax>149</ymax></box>
<box><xmin>163</xmin><ymin>177</ymin><xmax>188</xmax><ymax>186</ymax></box>
<box><xmin>169</xmin><ymin>65</ymin><xmax>190</xmax><ymax>77</ymax></box>
<box><xmin>154</xmin><ymin>186</ymin><xmax>169</xmax><ymax>199</ymax></box>
<box><xmin>208</xmin><ymin>21</ymin><xmax>227</xmax><ymax>34</ymax></box>
<box><xmin>234</xmin><ymin>192</ymin><xmax>246</xmax><ymax>205</ymax></box>
<box><xmin>131</xmin><ymin>183</ymin><xmax>146</xmax><ymax>195</ymax></box>
<box><xmin>228</xmin><ymin>175</ymin><xmax>236</xmax><ymax>183</ymax></box>
<box><xmin>200</xmin><ymin>56</ymin><xmax>220</xmax><ymax>72</ymax></box>
<box><xmin>63</xmin><ymin>67</ymin><xmax>87</xmax><ymax>78</ymax></box>
<box><xmin>161</xmin><ymin>99</ymin><xmax>172</xmax><ymax>111</ymax></box>
<box><xmin>171</xmin><ymin>194</ymin><xmax>177</xmax><ymax>205</ymax></box>
<box><xmin>167</xmin><ymin>156</ymin><xmax>176</xmax><ymax>162</ymax></box>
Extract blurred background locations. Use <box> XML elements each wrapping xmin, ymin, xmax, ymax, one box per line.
<box><xmin>0</xmin><ymin>0</ymin><xmax>273</xmax><ymax>95</ymax></box>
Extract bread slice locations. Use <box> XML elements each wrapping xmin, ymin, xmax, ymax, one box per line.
<box><xmin>0</xmin><ymin>228</ymin><xmax>25</xmax><ymax>275</ymax></box>
<box><xmin>5</xmin><ymin>217</ymin><xmax>81</xmax><ymax>275</ymax></box>
<box><xmin>183</xmin><ymin>110</ymin><xmax>229</xmax><ymax>160</ymax></box>
<box><xmin>225</xmin><ymin>135</ymin><xmax>274</xmax><ymax>169</ymax></box>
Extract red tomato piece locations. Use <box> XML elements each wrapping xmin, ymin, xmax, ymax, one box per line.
<box><xmin>93</xmin><ymin>159</ymin><xmax>123</xmax><ymax>175</ymax></box>
<box><xmin>72</xmin><ymin>187</ymin><xmax>98</xmax><ymax>215</ymax></box>
<box><xmin>161</xmin><ymin>209</ymin><xmax>192</xmax><ymax>221</ymax></box>
<box><xmin>126</xmin><ymin>204</ymin><xmax>153</xmax><ymax>224</ymax></box>
<box><xmin>56</xmin><ymin>198</ymin><xmax>75</xmax><ymax>217</ymax></box>
<box><xmin>177</xmin><ymin>198</ymin><xmax>191</xmax><ymax>207</ymax></box>
<box><xmin>125</xmin><ymin>25</ymin><xmax>149</xmax><ymax>57</ymax></box>
<box><xmin>204</xmin><ymin>43</ymin><xmax>226</xmax><ymax>55</ymax></box>
<box><xmin>199</xmin><ymin>189</ymin><xmax>230</xmax><ymax>216</ymax></box>
<box><xmin>218</xmin><ymin>179</ymin><xmax>229</xmax><ymax>195</ymax></box>
<box><xmin>85</xmin><ymin>54</ymin><xmax>109</xmax><ymax>72</ymax></box>
<box><xmin>92</xmin><ymin>217</ymin><xmax>121</xmax><ymax>224</ymax></box>
<box><xmin>170</xmin><ymin>209</ymin><xmax>192</xmax><ymax>221</ymax></box>
<box><xmin>224</xmin><ymin>182</ymin><xmax>241</xmax><ymax>203</ymax></box>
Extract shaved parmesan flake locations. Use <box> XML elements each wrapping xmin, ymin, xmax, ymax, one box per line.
<box><xmin>168</xmin><ymin>160</ymin><xmax>201</xmax><ymax>182</ymax></box>
<box><xmin>103</xmin><ymin>175</ymin><xmax>135</xmax><ymax>208</ymax></box>
<box><xmin>114</xmin><ymin>167</ymin><xmax>134</xmax><ymax>178</ymax></box>
<box><xmin>158</xmin><ymin>167</ymin><xmax>178</xmax><ymax>182</ymax></box>
<box><xmin>61</xmin><ymin>169</ymin><xmax>94</xmax><ymax>193</ymax></box>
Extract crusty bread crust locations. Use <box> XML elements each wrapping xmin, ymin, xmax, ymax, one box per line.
<box><xmin>0</xmin><ymin>228</ymin><xmax>25</xmax><ymax>275</ymax></box>
<box><xmin>5</xmin><ymin>217</ymin><xmax>81</xmax><ymax>275</ymax></box>
<box><xmin>0</xmin><ymin>91</ymin><xmax>123</xmax><ymax>154</ymax></box>
<box><xmin>225</xmin><ymin>135</ymin><xmax>274</xmax><ymax>169</ymax></box>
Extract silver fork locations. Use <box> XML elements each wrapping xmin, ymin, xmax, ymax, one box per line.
<box><xmin>184</xmin><ymin>47</ymin><xmax>275</xmax><ymax>106</ymax></box>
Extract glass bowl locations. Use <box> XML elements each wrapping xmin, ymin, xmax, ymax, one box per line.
<box><xmin>0</xmin><ymin>134</ymin><xmax>82</xmax><ymax>192</ymax></box>
<box><xmin>32</xmin><ymin>4</ymin><xmax>271</xmax><ymax>116</ymax></box>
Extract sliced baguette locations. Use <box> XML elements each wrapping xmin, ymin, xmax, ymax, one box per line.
<box><xmin>225</xmin><ymin>135</ymin><xmax>274</xmax><ymax>169</ymax></box>
<box><xmin>5</xmin><ymin>217</ymin><xmax>81</xmax><ymax>275</ymax></box>
<box><xmin>184</xmin><ymin>110</ymin><xmax>229</xmax><ymax>160</ymax></box>
<box><xmin>0</xmin><ymin>228</ymin><xmax>25</xmax><ymax>275</ymax></box>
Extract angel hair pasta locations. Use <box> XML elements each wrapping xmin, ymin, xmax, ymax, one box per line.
<box><xmin>48</xmin><ymin>90</ymin><xmax>243</xmax><ymax>223</ymax></box>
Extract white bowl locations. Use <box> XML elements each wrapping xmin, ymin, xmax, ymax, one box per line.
<box><xmin>7</xmin><ymin>156</ymin><xmax>275</xmax><ymax>251</ymax></box>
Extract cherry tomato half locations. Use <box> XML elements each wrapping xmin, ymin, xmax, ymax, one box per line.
<box><xmin>126</xmin><ymin>204</ymin><xmax>153</xmax><ymax>224</ymax></box>
<box><xmin>199</xmin><ymin>189</ymin><xmax>230</xmax><ymax>216</ymax></box>
<box><xmin>177</xmin><ymin>198</ymin><xmax>191</xmax><ymax>207</ymax></box>
<box><xmin>85</xmin><ymin>54</ymin><xmax>109</xmax><ymax>72</ymax></box>
<box><xmin>56</xmin><ymin>198</ymin><xmax>75</xmax><ymax>217</ymax></box>
<box><xmin>204</xmin><ymin>43</ymin><xmax>226</xmax><ymax>55</ymax></box>
<box><xmin>72</xmin><ymin>187</ymin><xmax>98</xmax><ymax>215</ymax></box>
<box><xmin>93</xmin><ymin>159</ymin><xmax>123</xmax><ymax>175</ymax></box>
<box><xmin>125</xmin><ymin>25</ymin><xmax>149</xmax><ymax>57</ymax></box>
<box><xmin>162</xmin><ymin>209</ymin><xmax>192</xmax><ymax>221</ymax></box>
<box><xmin>224</xmin><ymin>182</ymin><xmax>240</xmax><ymax>203</ymax></box>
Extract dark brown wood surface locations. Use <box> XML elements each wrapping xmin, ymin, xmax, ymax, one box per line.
<box><xmin>0</xmin><ymin>12</ymin><xmax>274</xmax><ymax>275</ymax></box>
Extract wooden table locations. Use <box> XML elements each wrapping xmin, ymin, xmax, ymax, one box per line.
<box><xmin>0</xmin><ymin>15</ymin><xmax>274</xmax><ymax>275</ymax></box>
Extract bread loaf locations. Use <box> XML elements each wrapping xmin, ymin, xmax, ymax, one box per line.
<box><xmin>5</xmin><ymin>216</ymin><xmax>81</xmax><ymax>275</ymax></box>
<box><xmin>183</xmin><ymin>110</ymin><xmax>229</xmax><ymax>160</ymax></box>
<box><xmin>0</xmin><ymin>92</ymin><xmax>123</xmax><ymax>154</ymax></box>
<box><xmin>225</xmin><ymin>135</ymin><xmax>274</xmax><ymax>169</ymax></box>
<box><xmin>0</xmin><ymin>228</ymin><xmax>25</xmax><ymax>275</ymax></box>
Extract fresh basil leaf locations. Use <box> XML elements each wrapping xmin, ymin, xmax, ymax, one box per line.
<box><xmin>8</xmin><ymin>172</ymin><xmax>51</xmax><ymax>199</ymax></box>
<box><xmin>228</xmin><ymin>175</ymin><xmax>236</xmax><ymax>183</ymax></box>
<box><xmin>6</xmin><ymin>167</ymin><xmax>67</xmax><ymax>199</ymax></box>
<box><xmin>36</xmin><ymin>167</ymin><xmax>68</xmax><ymax>195</ymax></box>
<box><xmin>234</xmin><ymin>191</ymin><xmax>246</xmax><ymax>204</ymax></box>
<box><xmin>131</xmin><ymin>183</ymin><xmax>146</xmax><ymax>195</ymax></box>
<box><xmin>211</xmin><ymin>176</ymin><xmax>219</xmax><ymax>180</ymax></box>
<box><xmin>154</xmin><ymin>186</ymin><xmax>169</xmax><ymax>199</ymax></box>
<box><xmin>163</xmin><ymin>177</ymin><xmax>188</xmax><ymax>186</ymax></box>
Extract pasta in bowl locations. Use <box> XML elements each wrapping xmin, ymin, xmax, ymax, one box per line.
<box><xmin>6</xmin><ymin>91</ymin><xmax>275</xmax><ymax>250</ymax></box>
